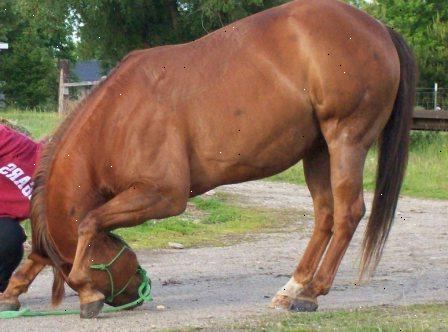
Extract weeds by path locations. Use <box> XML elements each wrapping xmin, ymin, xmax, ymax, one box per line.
<box><xmin>232</xmin><ymin>303</ymin><xmax>448</xmax><ymax>331</ymax></box>
<box><xmin>113</xmin><ymin>196</ymin><xmax>289</xmax><ymax>249</ymax></box>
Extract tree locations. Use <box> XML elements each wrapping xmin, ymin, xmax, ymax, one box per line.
<box><xmin>179</xmin><ymin>0</ymin><xmax>281</xmax><ymax>39</ymax></box>
<box><xmin>0</xmin><ymin>0</ymin><xmax>75</xmax><ymax>108</ymax></box>
<box><xmin>361</xmin><ymin>0</ymin><xmax>448</xmax><ymax>87</ymax></box>
<box><xmin>65</xmin><ymin>0</ymin><xmax>183</xmax><ymax>70</ymax></box>
<box><xmin>57</xmin><ymin>0</ymin><xmax>288</xmax><ymax>69</ymax></box>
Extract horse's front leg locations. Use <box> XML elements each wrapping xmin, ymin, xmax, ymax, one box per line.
<box><xmin>0</xmin><ymin>253</ymin><xmax>48</xmax><ymax>311</ymax></box>
<box><xmin>68</xmin><ymin>183</ymin><xmax>188</xmax><ymax>318</ymax></box>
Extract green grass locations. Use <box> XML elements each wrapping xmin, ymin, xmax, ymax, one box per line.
<box><xmin>236</xmin><ymin>303</ymin><xmax>448</xmax><ymax>331</ymax></box>
<box><xmin>0</xmin><ymin>108</ymin><xmax>60</xmax><ymax>139</ymax></box>
<box><xmin>271</xmin><ymin>132</ymin><xmax>448</xmax><ymax>200</ymax></box>
<box><xmin>113</xmin><ymin>196</ymin><xmax>279</xmax><ymax>249</ymax></box>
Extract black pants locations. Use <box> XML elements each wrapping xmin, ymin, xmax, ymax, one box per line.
<box><xmin>0</xmin><ymin>217</ymin><xmax>26</xmax><ymax>292</ymax></box>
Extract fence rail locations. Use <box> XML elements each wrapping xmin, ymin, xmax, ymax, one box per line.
<box><xmin>413</xmin><ymin>110</ymin><xmax>448</xmax><ymax>131</ymax></box>
<box><xmin>416</xmin><ymin>86</ymin><xmax>448</xmax><ymax>112</ymax></box>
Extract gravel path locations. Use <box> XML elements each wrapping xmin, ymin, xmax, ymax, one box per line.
<box><xmin>2</xmin><ymin>181</ymin><xmax>447</xmax><ymax>331</ymax></box>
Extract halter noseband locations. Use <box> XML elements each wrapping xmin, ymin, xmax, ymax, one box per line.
<box><xmin>90</xmin><ymin>245</ymin><xmax>152</xmax><ymax>304</ymax></box>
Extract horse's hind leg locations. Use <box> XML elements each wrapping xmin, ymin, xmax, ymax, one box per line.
<box><xmin>0</xmin><ymin>253</ymin><xmax>47</xmax><ymax>311</ymax></box>
<box><xmin>271</xmin><ymin>141</ymin><xmax>334</xmax><ymax>309</ymax></box>
<box><xmin>68</xmin><ymin>183</ymin><xmax>188</xmax><ymax>318</ymax></box>
<box><xmin>292</xmin><ymin>139</ymin><xmax>369</xmax><ymax>311</ymax></box>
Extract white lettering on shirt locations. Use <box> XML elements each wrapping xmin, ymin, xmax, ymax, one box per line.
<box><xmin>0</xmin><ymin>163</ymin><xmax>17</xmax><ymax>175</ymax></box>
<box><xmin>22</xmin><ymin>182</ymin><xmax>34</xmax><ymax>199</ymax></box>
<box><xmin>14</xmin><ymin>175</ymin><xmax>31</xmax><ymax>189</ymax></box>
<box><xmin>0</xmin><ymin>162</ymin><xmax>34</xmax><ymax>200</ymax></box>
<box><xmin>6</xmin><ymin>168</ymin><xmax>24</xmax><ymax>181</ymax></box>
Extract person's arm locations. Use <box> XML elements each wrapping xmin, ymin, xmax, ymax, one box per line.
<box><xmin>0</xmin><ymin>119</ymin><xmax>32</xmax><ymax>137</ymax></box>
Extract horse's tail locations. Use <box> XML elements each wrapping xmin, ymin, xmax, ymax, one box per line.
<box><xmin>51</xmin><ymin>268</ymin><xmax>66</xmax><ymax>307</ymax></box>
<box><xmin>360</xmin><ymin>27</ymin><xmax>417</xmax><ymax>278</ymax></box>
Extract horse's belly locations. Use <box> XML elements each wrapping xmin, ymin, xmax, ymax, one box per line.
<box><xmin>189</xmin><ymin>106</ymin><xmax>319</xmax><ymax>193</ymax></box>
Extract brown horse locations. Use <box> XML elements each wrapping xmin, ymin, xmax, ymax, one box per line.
<box><xmin>0</xmin><ymin>0</ymin><xmax>416</xmax><ymax>318</ymax></box>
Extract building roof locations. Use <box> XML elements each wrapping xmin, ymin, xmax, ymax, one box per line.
<box><xmin>72</xmin><ymin>60</ymin><xmax>102</xmax><ymax>82</ymax></box>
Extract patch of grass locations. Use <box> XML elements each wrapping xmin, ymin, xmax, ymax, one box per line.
<box><xmin>236</xmin><ymin>303</ymin><xmax>448</xmax><ymax>331</ymax></box>
<box><xmin>113</xmin><ymin>197</ymin><xmax>278</xmax><ymax>249</ymax></box>
<box><xmin>271</xmin><ymin>132</ymin><xmax>448</xmax><ymax>200</ymax></box>
<box><xmin>0</xmin><ymin>108</ymin><xmax>60</xmax><ymax>139</ymax></box>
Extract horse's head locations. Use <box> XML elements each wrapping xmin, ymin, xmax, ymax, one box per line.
<box><xmin>88</xmin><ymin>233</ymin><xmax>149</xmax><ymax>307</ymax></box>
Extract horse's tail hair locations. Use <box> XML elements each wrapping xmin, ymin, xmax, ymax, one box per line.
<box><xmin>51</xmin><ymin>268</ymin><xmax>66</xmax><ymax>307</ymax></box>
<box><xmin>360</xmin><ymin>27</ymin><xmax>417</xmax><ymax>279</ymax></box>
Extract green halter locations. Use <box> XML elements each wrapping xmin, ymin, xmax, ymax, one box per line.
<box><xmin>90</xmin><ymin>245</ymin><xmax>142</xmax><ymax>303</ymax></box>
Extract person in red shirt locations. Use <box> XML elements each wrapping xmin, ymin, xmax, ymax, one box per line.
<box><xmin>0</xmin><ymin>121</ymin><xmax>43</xmax><ymax>292</ymax></box>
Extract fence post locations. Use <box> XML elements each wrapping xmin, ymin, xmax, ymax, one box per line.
<box><xmin>58</xmin><ymin>59</ymin><xmax>69</xmax><ymax>115</ymax></box>
<box><xmin>434</xmin><ymin>83</ymin><xmax>438</xmax><ymax>111</ymax></box>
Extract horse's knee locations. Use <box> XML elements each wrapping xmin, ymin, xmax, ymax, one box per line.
<box><xmin>78</xmin><ymin>213</ymin><xmax>99</xmax><ymax>237</ymax></box>
<box><xmin>162</xmin><ymin>190</ymin><xmax>188</xmax><ymax>217</ymax></box>
<box><xmin>168</xmin><ymin>197</ymin><xmax>188</xmax><ymax>216</ymax></box>
<box><xmin>68</xmin><ymin>268</ymin><xmax>88</xmax><ymax>289</ymax></box>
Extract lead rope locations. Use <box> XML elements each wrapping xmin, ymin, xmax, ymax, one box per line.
<box><xmin>0</xmin><ymin>246</ymin><xmax>152</xmax><ymax>319</ymax></box>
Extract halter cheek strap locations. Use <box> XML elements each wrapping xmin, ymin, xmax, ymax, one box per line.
<box><xmin>90</xmin><ymin>245</ymin><xmax>135</xmax><ymax>302</ymax></box>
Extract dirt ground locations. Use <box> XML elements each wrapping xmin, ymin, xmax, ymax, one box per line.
<box><xmin>1</xmin><ymin>181</ymin><xmax>447</xmax><ymax>331</ymax></box>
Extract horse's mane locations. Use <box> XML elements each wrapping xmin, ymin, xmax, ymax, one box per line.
<box><xmin>30</xmin><ymin>52</ymin><xmax>139</xmax><ymax>266</ymax></box>
<box><xmin>30</xmin><ymin>107</ymin><xmax>82</xmax><ymax>306</ymax></box>
<box><xmin>30</xmin><ymin>107</ymin><xmax>82</xmax><ymax>265</ymax></box>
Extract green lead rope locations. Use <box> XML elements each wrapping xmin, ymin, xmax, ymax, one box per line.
<box><xmin>0</xmin><ymin>249</ymin><xmax>152</xmax><ymax>319</ymax></box>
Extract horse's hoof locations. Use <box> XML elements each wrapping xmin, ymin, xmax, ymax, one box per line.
<box><xmin>269</xmin><ymin>294</ymin><xmax>293</xmax><ymax>310</ymax></box>
<box><xmin>80</xmin><ymin>299</ymin><xmax>104</xmax><ymax>318</ymax></box>
<box><xmin>290</xmin><ymin>298</ymin><xmax>318</xmax><ymax>312</ymax></box>
<box><xmin>0</xmin><ymin>298</ymin><xmax>20</xmax><ymax>312</ymax></box>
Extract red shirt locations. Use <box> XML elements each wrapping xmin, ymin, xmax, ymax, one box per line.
<box><xmin>0</xmin><ymin>125</ymin><xmax>43</xmax><ymax>220</ymax></box>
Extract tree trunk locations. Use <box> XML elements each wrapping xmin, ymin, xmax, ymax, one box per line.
<box><xmin>164</xmin><ymin>0</ymin><xmax>179</xmax><ymax>31</ymax></box>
